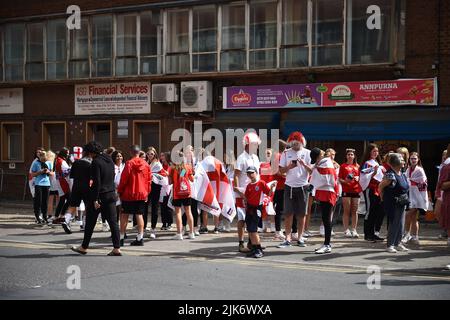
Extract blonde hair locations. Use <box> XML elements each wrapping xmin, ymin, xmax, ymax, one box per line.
<box><xmin>396</xmin><ymin>147</ymin><xmax>409</xmax><ymax>162</ymax></box>
<box><xmin>39</xmin><ymin>150</ymin><xmax>47</xmax><ymax>161</ymax></box>
<box><xmin>46</xmin><ymin>150</ymin><xmax>56</xmax><ymax>163</ymax></box>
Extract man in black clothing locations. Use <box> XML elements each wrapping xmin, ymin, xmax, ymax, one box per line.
<box><xmin>61</xmin><ymin>149</ymin><xmax>92</xmax><ymax>234</ymax></box>
<box><xmin>71</xmin><ymin>141</ymin><xmax>121</xmax><ymax>256</ymax></box>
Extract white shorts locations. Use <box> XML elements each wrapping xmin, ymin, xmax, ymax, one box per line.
<box><xmin>237</xmin><ymin>207</ymin><xmax>246</xmax><ymax>221</ymax></box>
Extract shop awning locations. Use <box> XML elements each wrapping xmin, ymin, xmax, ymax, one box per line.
<box><xmin>281</xmin><ymin>107</ymin><xmax>450</xmax><ymax>141</ymax></box>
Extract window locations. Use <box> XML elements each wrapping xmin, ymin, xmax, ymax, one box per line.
<box><xmin>1</xmin><ymin>123</ymin><xmax>23</xmax><ymax>161</ymax></box>
<box><xmin>166</xmin><ymin>10</ymin><xmax>190</xmax><ymax>74</ymax></box>
<box><xmin>312</xmin><ymin>0</ymin><xmax>344</xmax><ymax>66</ymax></box>
<box><xmin>0</xmin><ymin>29</ymin><xmax>3</xmax><ymax>81</ymax></box>
<box><xmin>92</xmin><ymin>15</ymin><xmax>113</xmax><ymax>77</ymax></box>
<box><xmin>192</xmin><ymin>5</ymin><xmax>217</xmax><ymax>72</ymax></box>
<box><xmin>26</xmin><ymin>23</ymin><xmax>45</xmax><ymax>80</ymax></box>
<box><xmin>140</xmin><ymin>10</ymin><xmax>163</xmax><ymax>74</ymax></box>
<box><xmin>5</xmin><ymin>24</ymin><xmax>25</xmax><ymax>81</ymax></box>
<box><xmin>347</xmin><ymin>0</ymin><xmax>394</xmax><ymax>64</ymax></box>
<box><xmin>69</xmin><ymin>18</ymin><xmax>89</xmax><ymax>78</ymax></box>
<box><xmin>47</xmin><ymin>19</ymin><xmax>67</xmax><ymax>80</ymax></box>
<box><xmin>42</xmin><ymin>122</ymin><xmax>66</xmax><ymax>152</ymax></box>
<box><xmin>281</xmin><ymin>0</ymin><xmax>309</xmax><ymax>68</ymax></box>
<box><xmin>116</xmin><ymin>14</ymin><xmax>138</xmax><ymax>76</ymax></box>
<box><xmin>249</xmin><ymin>0</ymin><xmax>277</xmax><ymax>70</ymax></box>
<box><xmin>133</xmin><ymin>121</ymin><xmax>160</xmax><ymax>151</ymax></box>
<box><xmin>221</xmin><ymin>2</ymin><xmax>246</xmax><ymax>71</ymax></box>
<box><xmin>86</xmin><ymin>121</ymin><xmax>111</xmax><ymax>149</ymax></box>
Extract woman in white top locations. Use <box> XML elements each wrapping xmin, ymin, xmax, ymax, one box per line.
<box><xmin>403</xmin><ymin>152</ymin><xmax>429</xmax><ymax>245</ymax></box>
<box><xmin>111</xmin><ymin>150</ymin><xmax>125</xmax><ymax>224</ymax></box>
<box><xmin>46</xmin><ymin>151</ymin><xmax>59</xmax><ymax>222</ymax></box>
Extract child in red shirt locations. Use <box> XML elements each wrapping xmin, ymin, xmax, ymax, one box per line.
<box><xmin>236</xmin><ymin>166</ymin><xmax>276</xmax><ymax>258</ymax></box>
<box><xmin>169</xmin><ymin>160</ymin><xmax>195</xmax><ymax>240</ymax></box>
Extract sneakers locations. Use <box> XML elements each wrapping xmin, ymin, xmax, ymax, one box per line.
<box><xmin>130</xmin><ymin>239</ymin><xmax>144</xmax><ymax>246</ymax></box>
<box><xmin>297</xmin><ymin>240</ymin><xmax>307</xmax><ymax>247</ymax></box>
<box><xmin>277</xmin><ymin>240</ymin><xmax>292</xmax><ymax>248</ymax></box>
<box><xmin>373</xmin><ymin>235</ymin><xmax>385</xmax><ymax>242</ymax></box>
<box><xmin>273</xmin><ymin>232</ymin><xmax>286</xmax><ymax>241</ymax></box>
<box><xmin>188</xmin><ymin>233</ymin><xmax>195</xmax><ymax>239</ymax></box>
<box><xmin>257</xmin><ymin>227</ymin><xmax>264</xmax><ymax>233</ymax></box>
<box><xmin>61</xmin><ymin>222</ymin><xmax>72</xmax><ymax>234</ymax></box>
<box><xmin>344</xmin><ymin>229</ymin><xmax>352</xmax><ymax>238</ymax></box>
<box><xmin>239</xmin><ymin>242</ymin><xmax>251</xmax><ymax>253</ymax></box>
<box><xmin>397</xmin><ymin>244</ymin><xmax>409</xmax><ymax>252</ymax></box>
<box><xmin>291</xmin><ymin>233</ymin><xmax>299</xmax><ymax>241</ymax></box>
<box><xmin>213</xmin><ymin>227</ymin><xmax>219</xmax><ymax>234</ymax></box>
<box><xmin>149</xmin><ymin>229</ymin><xmax>156</xmax><ymax>239</ymax></box>
<box><xmin>199</xmin><ymin>227</ymin><xmax>209</xmax><ymax>234</ymax></box>
<box><xmin>303</xmin><ymin>230</ymin><xmax>312</xmax><ymax>238</ymax></box>
<box><xmin>102</xmin><ymin>223</ymin><xmax>110</xmax><ymax>232</ymax></box>
<box><xmin>351</xmin><ymin>229</ymin><xmax>359</xmax><ymax>238</ymax></box>
<box><xmin>172</xmin><ymin>233</ymin><xmax>183</xmax><ymax>240</ymax></box>
<box><xmin>401</xmin><ymin>233</ymin><xmax>412</xmax><ymax>244</ymax></box>
<box><xmin>166</xmin><ymin>225</ymin><xmax>173</xmax><ymax>231</ymax></box>
<box><xmin>253</xmin><ymin>249</ymin><xmax>264</xmax><ymax>258</ymax></box>
<box><xmin>194</xmin><ymin>230</ymin><xmax>200</xmax><ymax>236</ymax></box>
<box><xmin>331</xmin><ymin>230</ymin><xmax>336</xmax><ymax>237</ymax></box>
<box><xmin>315</xmin><ymin>245</ymin><xmax>331</xmax><ymax>254</ymax></box>
<box><xmin>160</xmin><ymin>225</ymin><xmax>167</xmax><ymax>231</ymax></box>
<box><xmin>409</xmin><ymin>237</ymin><xmax>420</xmax><ymax>245</ymax></box>
<box><xmin>387</xmin><ymin>246</ymin><xmax>397</xmax><ymax>253</ymax></box>
<box><xmin>80</xmin><ymin>224</ymin><xmax>85</xmax><ymax>231</ymax></box>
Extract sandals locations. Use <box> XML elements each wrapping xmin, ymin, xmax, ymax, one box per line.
<box><xmin>107</xmin><ymin>251</ymin><xmax>122</xmax><ymax>256</ymax></box>
<box><xmin>71</xmin><ymin>246</ymin><xmax>87</xmax><ymax>255</ymax></box>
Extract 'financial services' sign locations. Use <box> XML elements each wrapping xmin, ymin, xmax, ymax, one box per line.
<box><xmin>75</xmin><ymin>82</ymin><xmax>150</xmax><ymax>115</ymax></box>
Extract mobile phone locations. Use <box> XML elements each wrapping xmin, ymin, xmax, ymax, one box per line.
<box><xmin>291</xmin><ymin>160</ymin><xmax>297</xmax><ymax>165</ymax></box>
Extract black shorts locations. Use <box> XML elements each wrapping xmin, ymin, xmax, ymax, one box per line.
<box><xmin>172</xmin><ymin>198</ymin><xmax>191</xmax><ymax>208</ymax></box>
<box><xmin>245</xmin><ymin>206</ymin><xmax>260</xmax><ymax>233</ymax></box>
<box><xmin>121</xmin><ymin>200</ymin><xmax>146</xmax><ymax>215</ymax></box>
<box><xmin>68</xmin><ymin>190</ymin><xmax>89</xmax><ymax>207</ymax></box>
<box><xmin>342</xmin><ymin>192</ymin><xmax>360</xmax><ymax>199</ymax></box>
<box><xmin>49</xmin><ymin>190</ymin><xmax>59</xmax><ymax>196</ymax></box>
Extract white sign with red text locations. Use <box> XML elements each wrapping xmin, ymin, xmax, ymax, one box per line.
<box><xmin>75</xmin><ymin>82</ymin><xmax>150</xmax><ymax>115</ymax></box>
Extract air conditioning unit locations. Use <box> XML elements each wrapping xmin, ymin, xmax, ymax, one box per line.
<box><xmin>151</xmin><ymin>83</ymin><xmax>178</xmax><ymax>102</ymax></box>
<box><xmin>180</xmin><ymin>81</ymin><xmax>213</xmax><ymax>112</ymax></box>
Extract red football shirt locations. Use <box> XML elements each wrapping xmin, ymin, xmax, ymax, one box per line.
<box><xmin>339</xmin><ymin>163</ymin><xmax>362</xmax><ymax>194</ymax></box>
<box><xmin>245</xmin><ymin>180</ymin><xmax>271</xmax><ymax>207</ymax></box>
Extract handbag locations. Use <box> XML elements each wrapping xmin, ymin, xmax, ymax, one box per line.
<box><xmin>394</xmin><ymin>193</ymin><xmax>410</xmax><ymax>206</ymax></box>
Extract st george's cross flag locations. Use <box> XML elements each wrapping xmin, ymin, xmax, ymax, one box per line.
<box><xmin>193</xmin><ymin>156</ymin><xmax>236</xmax><ymax>222</ymax></box>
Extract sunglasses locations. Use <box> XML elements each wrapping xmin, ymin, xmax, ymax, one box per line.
<box><xmin>346</xmin><ymin>149</ymin><xmax>355</xmax><ymax>153</ymax></box>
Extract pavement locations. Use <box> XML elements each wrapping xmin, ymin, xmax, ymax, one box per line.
<box><xmin>1</xmin><ymin>201</ymin><xmax>450</xmax><ymax>300</ymax></box>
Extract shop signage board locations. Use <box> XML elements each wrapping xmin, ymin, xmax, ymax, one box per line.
<box><xmin>223</xmin><ymin>78</ymin><xmax>437</xmax><ymax>109</ymax></box>
<box><xmin>0</xmin><ymin>88</ymin><xmax>23</xmax><ymax>114</ymax></box>
<box><xmin>75</xmin><ymin>82</ymin><xmax>150</xmax><ymax>115</ymax></box>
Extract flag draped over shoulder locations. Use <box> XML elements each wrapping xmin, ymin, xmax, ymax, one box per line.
<box><xmin>406</xmin><ymin>166</ymin><xmax>429</xmax><ymax>210</ymax></box>
<box><xmin>359</xmin><ymin>159</ymin><xmax>384</xmax><ymax>191</ymax></box>
<box><xmin>193</xmin><ymin>156</ymin><xmax>236</xmax><ymax>222</ymax></box>
<box><xmin>310</xmin><ymin>157</ymin><xmax>339</xmax><ymax>194</ymax></box>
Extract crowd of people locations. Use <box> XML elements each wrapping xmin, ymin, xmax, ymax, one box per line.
<box><xmin>28</xmin><ymin>131</ymin><xmax>450</xmax><ymax>258</ymax></box>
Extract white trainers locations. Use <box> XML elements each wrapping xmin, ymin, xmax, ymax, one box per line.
<box><xmin>149</xmin><ymin>229</ymin><xmax>156</xmax><ymax>239</ymax></box>
<box><xmin>331</xmin><ymin>229</ymin><xmax>336</xmax><ymax>237</ymax></box>
<box><xmin>273</xmin><ymin>232</ymin><xmax>286</xmax><ymax>241</ymax></box>
<box><xmin>387</xmin><ymin>246</ymin><xmax>397</xmax><ymax>253</ymax></box>
<box><xmin>344</xmin><ymin>229</ymin><xmax>352</xmax><ymax>238</ymax></box>
<box><xmin>315</xmin><ymin>245</ymin><xmax>331</xmax><ymax>254</ymax></box>
<box><xmin>319</xmin><ymin>225</ymin><xmax>325</xmax><ymax>237</ymax></box>
<box><xmin>194</xmin><ymin>230</ymin><xmax>200</xmax><ymax>236</ymax></box>
<box><xmin>397</xmin><ymin>244</ymin><xmax>409</xmax><ymax>252</ymax></box>
<box><xmin>351</xmin><ymin>229</ymin><xmax>359</xmax><ymax>238</ymax></box>
<box><xmin>303</xmin><ymin>230</ymin><xmax>312</xmax><ymax>238</ymax></box>
<box><xmin>401</xmin><ymin>233</ymin><xmax>412</xmax><ymax>244</ymax></box>
<box><xmin>409</xmin><ymin>236</ymin><xmax>420</xmax><ymax>245</ymax></box>
<box><xmin>292</xmin><ymin>232</ymin><xmax>299</xmax><ymax>241</ymax></box>
<box><xmin>171</xmin><ymin>233</ymin><xmax>183</xmax><ymax>240</ymax></box>
<box><xmin>188</xmin><ymin>233</ymin><xmax>195</xmax><ymax>239</ymax></box>
<box><xmin>102</xmin><ymin>222</ymin><xmax>110</xmax><ymax>232</ymax></box>
<box><xmin>145</xmin><ymin>227</ymin><xmax>151</xmax><ymax>232</ymax></box>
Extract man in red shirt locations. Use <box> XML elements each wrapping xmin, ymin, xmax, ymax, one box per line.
<box><xmin>118</xmin><ymin>145</ymin><xmax>151</xmax><ymax>246</ymax></box>
<box><xmin>236</xmin><ymin>166</ymin><xmax>276</xmax><ymax>258</ymax></box>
